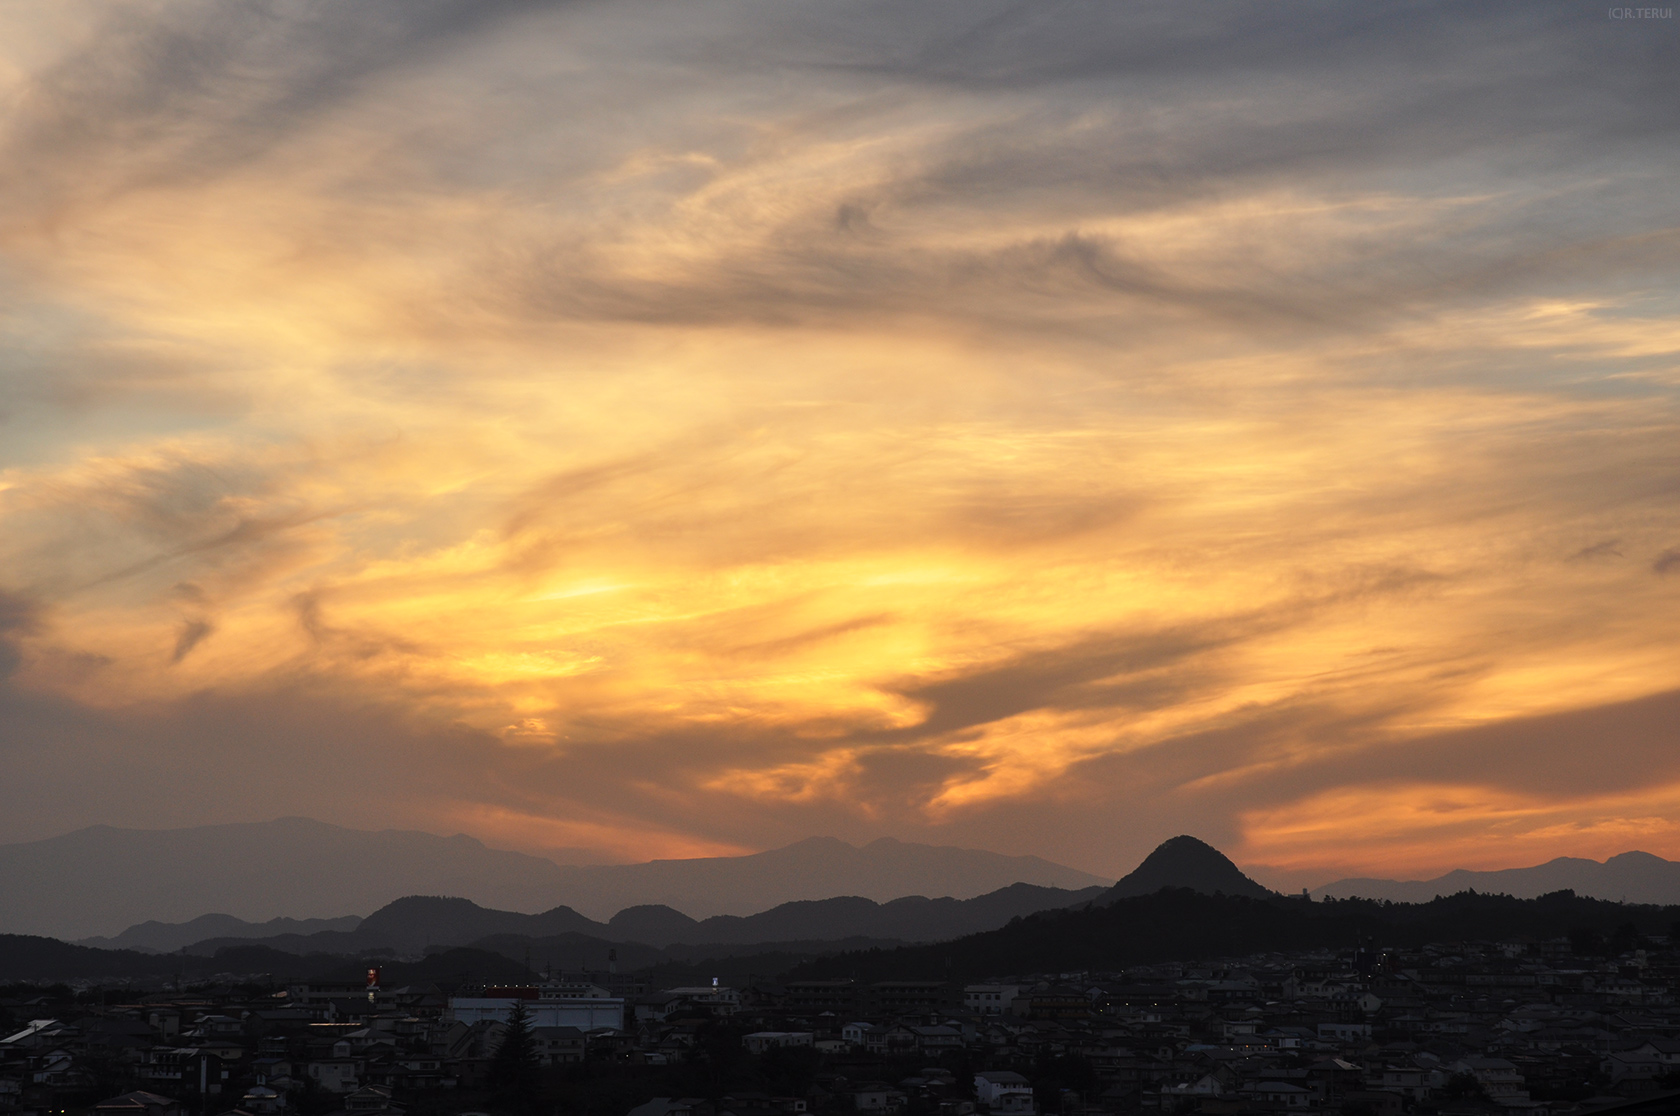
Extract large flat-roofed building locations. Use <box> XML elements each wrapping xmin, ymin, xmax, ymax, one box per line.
<box><xmin>449</xmin><ymin>983</ymin><xmax>624</xmax><ymax>1031</ymax></box>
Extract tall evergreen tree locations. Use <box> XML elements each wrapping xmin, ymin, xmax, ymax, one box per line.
<box><xmin>490</xmin><ymin>997</ymin><xmax>542</xmax><ymax>1114</ymax></box>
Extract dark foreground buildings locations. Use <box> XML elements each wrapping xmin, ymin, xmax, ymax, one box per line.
<box><xmin>8</xmin><ymin>933</ymin><xmax>1680</xmax><ymax>1116</ymax></box>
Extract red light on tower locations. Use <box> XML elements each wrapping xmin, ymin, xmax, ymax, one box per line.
<box><xmin>367</xmin><ymin>966</ymin><xmax>381</xmax><ymax>1003</ymax></box>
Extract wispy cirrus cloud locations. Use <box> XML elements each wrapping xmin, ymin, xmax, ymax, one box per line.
<box><xmin>0</xmin><ymin>0</ymin><xmax>1675</xmax><ymax>878</ymax></box>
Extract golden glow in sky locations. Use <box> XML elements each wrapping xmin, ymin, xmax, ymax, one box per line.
<box><xmin>1</xmin><ymin>0</ymin><xmax>1677</xmax><ymax>886</ymax></box>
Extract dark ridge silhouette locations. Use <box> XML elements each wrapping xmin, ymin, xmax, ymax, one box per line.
<box><xmin>1316</xmin><ymin>850</ymin><xmax>1680</xmax><ymax>904</ymax></box>
<box><xmin>690</xmin><ymin>884</ymin><xmax>1106</xmax><ymax>946</ymax></box>
<box><xmin>179</xmin><ymin>883</ymin><xmax>1107</xmax><ymax>955</ymax></box>
<box><xmin>354</xmin><ymin>895</ymin><xmax>603</xmax><ymax>949</ymax></box>
<box><xmin>607</xmin><ymin>904</ymin><xmax>701</xmax><ymax>944</ymax></box>
<box><xmin>78</xmin><ymin>912</ymin><xmax>362</xmax><ymax>953</ymax></box>
<box><xmin>787</xmin><ymin>887</ymin><xmax>1680</xmax><ymax>983</ymax></box>
<box><xmin>183</xmin><ymin>896</ymin><xmax>603</xmax><ymax>956</ymax></box>
<box><xmin>12</xmin><ymin>889</ymin><xmax>1680</xmax><ymax>984</ymax></box>
<box><xmin>1106</xmin><ymin>835</ymin><xmax>1274</xmax><ymax>899</ymax></box>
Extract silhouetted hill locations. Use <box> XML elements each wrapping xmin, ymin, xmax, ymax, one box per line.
<box><xmin>183</xmin><ymin>932</ymin><xmax>349</xmax><ymax>957</ymax></box>
<box><xmin>355</xmin><ymin>896</ymin><xmax>603</xmax><ymax>950</ymax></box>
<box><xmin>79</xmin><ymin>913</ymin><xmax>363</xmax><ymax>953</ymax></box>
<box><xmin>196</xmin><ymin>944</ymin><xmax>335</xmax><ymax>979</ymax></box>
<box><xmin>17</xmin><ymin>889</ymin><xmax>1680</xmax><ymax>985</ymax></box>
<box><xmin>1315</xmin><ymin>851</ymin><xmax>1680</xmax><ymax>904</ymax></box>
<box><xmin>682</xmin><ymin>884</ymin><xmax>1106</xmax><ymax>947</ymax></box>
<box><xmin>0</xmin><ymin>934</ymin><xmax>179</xmax><ymax>981</ymax></box>
<box><xmin>0</xmin><ymin>818</ymin><xmax>583</xmax><ymax>939</ymax></box>
<box><xmin>788</xmin><ymin>888</ymin><xmax>1680</xmax><ymax>983</ymax></box>
<box><xmin>1107</xmin><ymin>836</ymin><xmax>1273</xmax><ymax>900</ymax></box>
<box><xmin>181</xmin><ymin>896</ymin><xmax>601</xmax><ymax>956</ymax></box>
<box><xmin>0</xmin><ymin>933</ymin><xmax>529</xmax><ymax>986</ymax></box>
<box><xmin>1</xmin><ymin>819</ymin><xmax>1108</xmax><ymax>938</ymax></box>
<box><xmin>608</xmin><ymin>905</ymin><xmax>701</xmax><ymax>945</ymax></box>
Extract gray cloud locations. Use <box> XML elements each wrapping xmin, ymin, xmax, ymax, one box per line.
<box><xmin>1569</xmin><ymin>540</ymin><xmax>1624</xmax><ymax>561</ymax></box>
<box><xmin>0</xmin><ymin>0</ymin><xmax>568</xmax><ymax>231</ymax></box>
<box><xmin>0</xmin><ymin>589</ymin><xmax>42</xmax><ymax>682</ymax></box>
<box><xmin>170</xmin><ymin>618</ymin><xmax>214</xmax><ymax>663</ymax></box>
<box><xmin>3</xmin><ymin>0</ymin><xmax>1672</xmax><ymax>354</ymax></box>
<box><xmin>882</xmin><ymin>624</ymin><xmax>1244</xmax><ymax>741</ymax></box>
<box><xmin>1171</xmin><ymin>686</ymin><xmax>1680</xmax><ymax>811</ymax></box>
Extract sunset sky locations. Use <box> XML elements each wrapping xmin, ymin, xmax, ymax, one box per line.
<box><xmin>1</xmin><ymin>0</ymin><xmax>1677</xmax><ymax>890</ymax></box>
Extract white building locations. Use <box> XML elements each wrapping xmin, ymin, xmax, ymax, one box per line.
<box><xmin>450</xmin><ymin>983</ymin><xmax>624</xmax><ymax>1032</ymax></box>
<box><xmin>975</xmin><ymin>1072</ymin><xmax>1034</xmax><ymax>1115</ymax></box>
<box><xmin>964</xmin><ymin>985</ymin><xmax>1023</xmax><ymax>1015</ymax></box>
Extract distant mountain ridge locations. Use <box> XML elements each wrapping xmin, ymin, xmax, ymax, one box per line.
<box><xmin>783</xmin><ymin>835</ymin><xmax>1680</xmax><ymax>984</ymax></box>
<box><xmin>80</xmin><ymin>913</ymin><xmax>363</xmax><ymax>953</ymax></box>
<box><xmin>172</xmin><ymin>883</ymin><xmax>1107</xmax><ymax>956</ymax></box>
<box><xmin>564</xmin><ymin>836</ymin><xmax>1108</xmax><ymax>924</ymax></box>
<box><xmin>0</xmin><ymin>817</ymin><xmax>1109</xmax><ymax>939</ymax></box>
<box><xmin>23</xmin><ymin>834</ymin><xmax>1680</xmax><ymax>984</ymax></box>
<box><xmin>1314</xmin><ymin>850</ymin><xmax>1680</xmax><ymax>904</ymax></box>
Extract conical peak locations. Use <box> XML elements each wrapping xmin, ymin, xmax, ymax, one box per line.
<box><xmin>1109</xmin><ymin>835</ymin><xmax>1273</xmax><ymax>900</ymax></box>
<box><xmin>1152</xmin><ymin>835</ymin><xmax>1223</xmax><ymax>857</ymax></box>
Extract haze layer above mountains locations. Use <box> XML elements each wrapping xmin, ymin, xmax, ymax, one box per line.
<box><xmin>1313</xmin><ymin>851</ymin><xmax>1680</xmax><ymax>905</ymax></box>
<box><xmin>9</xmin><ymin>818</ymin><xmax>1680</xmax><ymax>947</ymax></box>
<box><xmin>0</xmin><ymin>818</ymin><xmax>1108</xmax><ymax>939</ymax></box>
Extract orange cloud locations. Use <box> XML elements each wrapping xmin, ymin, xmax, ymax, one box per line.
<box><xmin>1240</xmin><ymin>781</ymin><xmax>1680</xmax><ymax>883</ymax></box>
<box><xmin>0</xmin><ymin>0</ymin><xmax>1675</xmax><ymax>880</ymax></box>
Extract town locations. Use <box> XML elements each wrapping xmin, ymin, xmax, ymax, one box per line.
<box><xmin>7</xmin><ymin>931</ymin><xmax>1680</xmax><ymax>1116</ymax></box>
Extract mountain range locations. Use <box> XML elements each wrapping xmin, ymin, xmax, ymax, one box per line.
<box><xmin>16</xmin><ymin>832</ymin><xmax>1679</xmax><ymax>984</ymax></box>
<box><xmin>0</xmin><ymin>834</ymin><xmax>1282</xmax><ymax>981</ymax></box>
<box><xmin>0</xmin><ymin>817</ymin><xmax>1110</xmax><ymax>940</ymax></box>
<box><xmin>788</xmin><ymin>885</ymin><xmax>1680</xmax><ymax>985</ymax></box>
<box><xmin>1313</xmin><ymin>851</ymin><xmax>1680</xmax><ymax>904</ymax></box>
<box><xmin>158</xmin><ymin>884</ymin><xmax>1107</xmax><ymax>957</ymax></box>
<box><xmin>76</xmin><ymin>834</ymin><xmax>1256</xmax><ymax>963</ymax></box>
<box><xmin>15</xmin><ymin>813</ymin><xmax>1677</xmax><ymax>950</ymax></box>
<box><xmin>0</xmin><ymin>880</ymin><xmax>1101</xmax><ymax>982</ymax></box>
